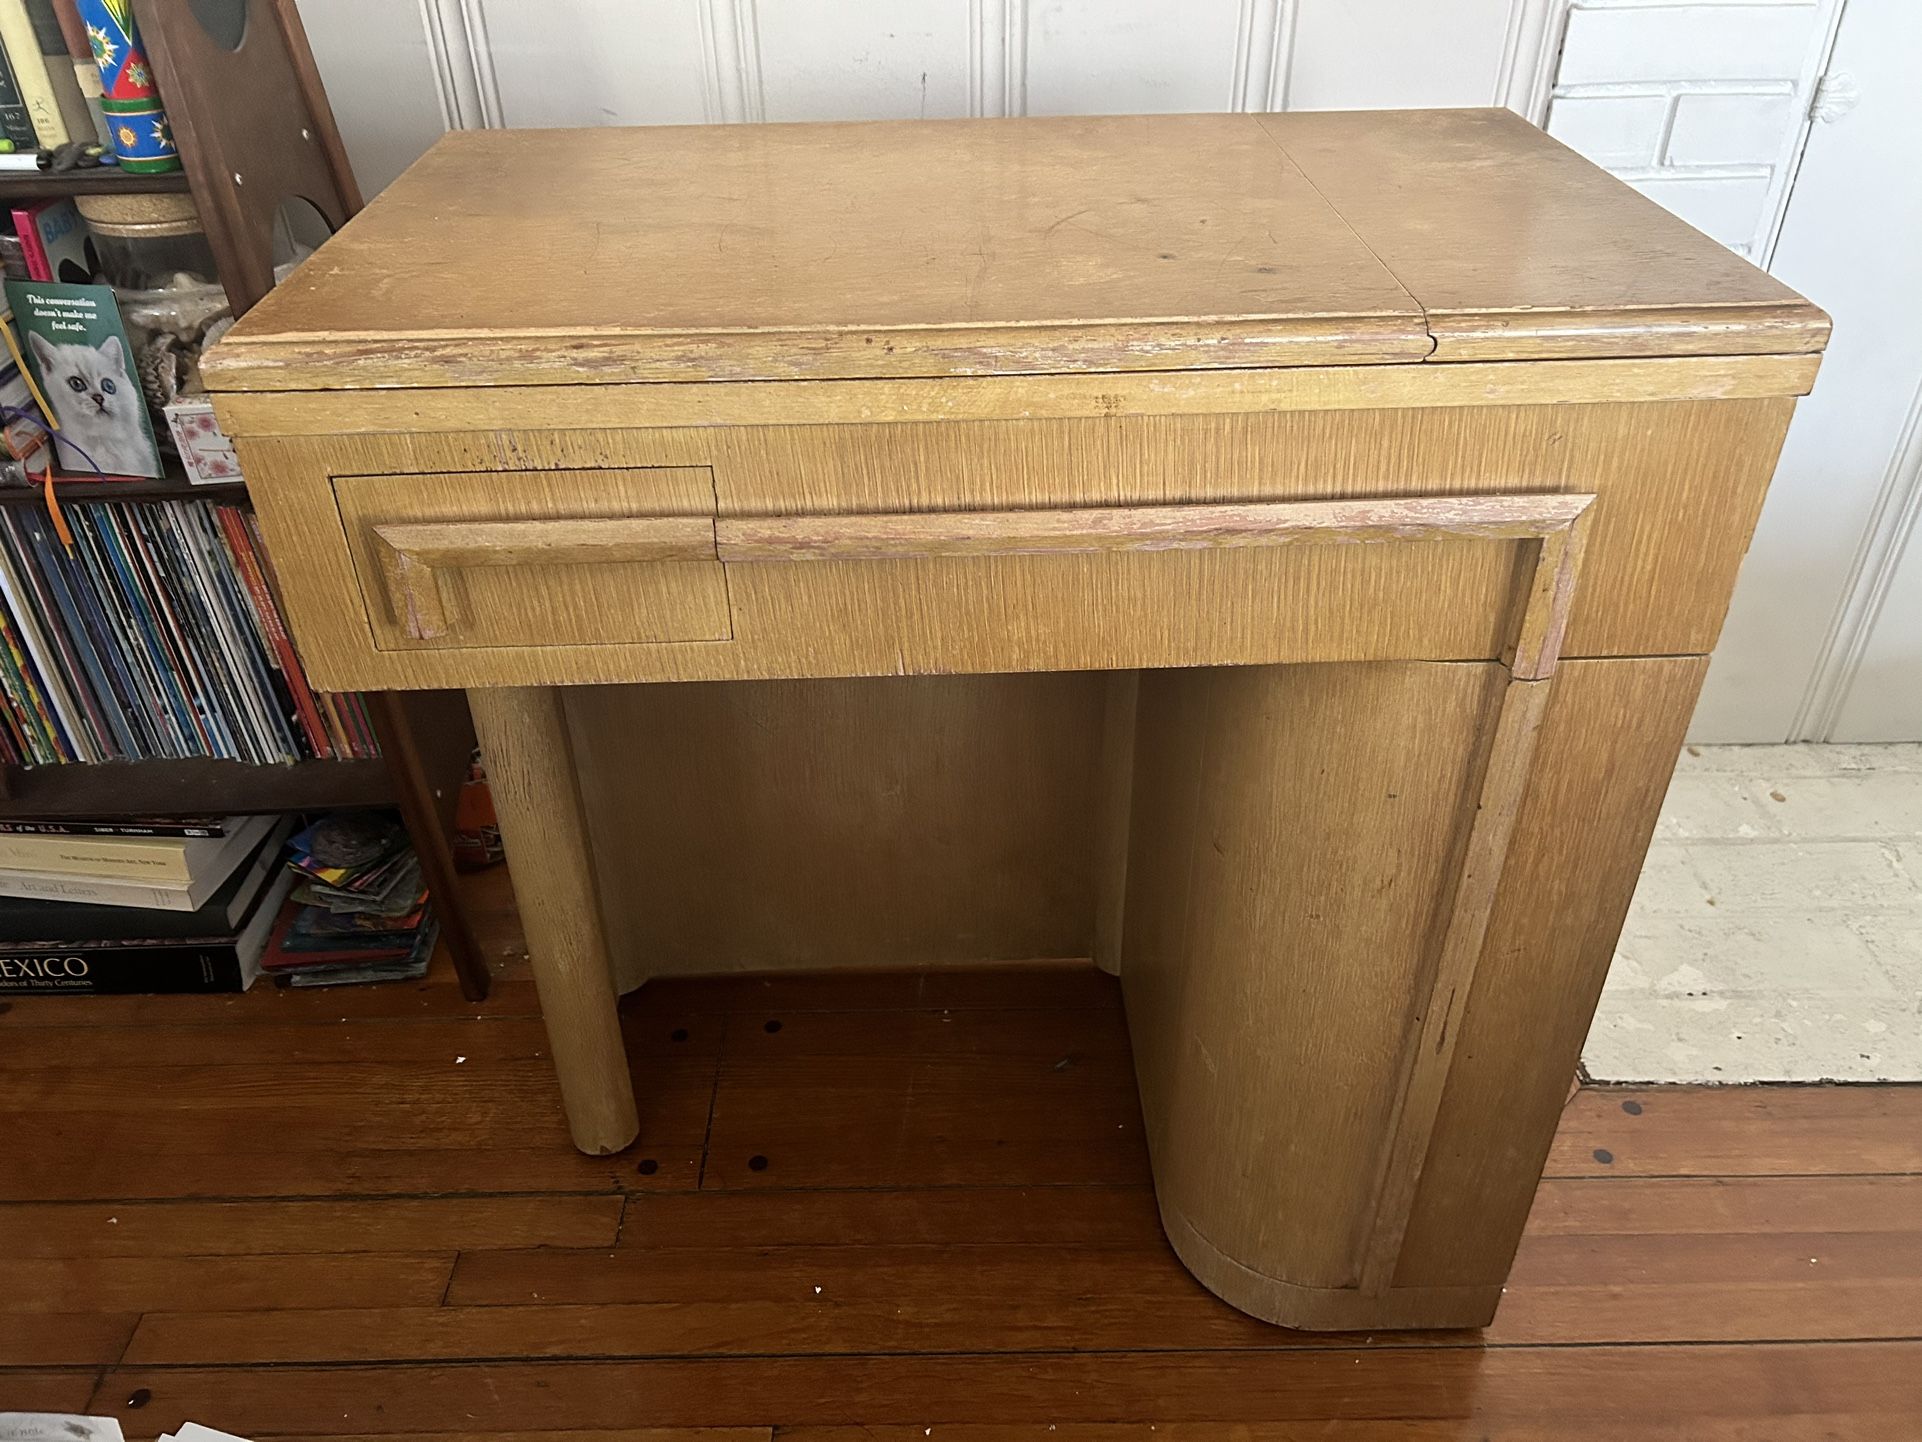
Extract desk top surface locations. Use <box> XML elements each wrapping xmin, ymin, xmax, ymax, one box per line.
<box><xmin>209</xmin><ymin>108</ymin><xmax>1826</xmax><ymax>392</ymax></box>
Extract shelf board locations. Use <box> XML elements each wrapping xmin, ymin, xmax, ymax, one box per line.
<box><xmin>0</xmin><ymin>757</ymin><xmax>397</xmax><ymax>819</ymax></box>
<box><xmin>0</xmin><ymin>168</ymin><xmax>192</xmax><ymax>199</ymax></box>
<box><xmin>0</xmin><ymin>475</ymin><xmax>247</xmax><ymax>505</ymax></box>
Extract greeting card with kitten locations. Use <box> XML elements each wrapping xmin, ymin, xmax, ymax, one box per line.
<box><xmin>4</xmin><ymin>277</ymin><xmax>162</xmax><ymax>479</ymax></box>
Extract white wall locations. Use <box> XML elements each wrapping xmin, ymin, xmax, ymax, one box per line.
<box><xmin>297</xmin><ymin>0</ymin><xmax>1557</xmax><ymax>192</ymax></box>
<box><xmin>1693</xmin><ymin>0</ymin><xmax>1922</xmax><ymax>742</ymax></box>
<box><xmin>292</xmin><ymin>0</ymin><xmax>1920</xmax><ymax>741</ymax></box>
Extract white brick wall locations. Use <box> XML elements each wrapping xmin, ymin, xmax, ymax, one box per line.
<box><xmin>1544</xmin><ymin>0</ymin><xmax>1842</xmax><ymax>258</ymax></box>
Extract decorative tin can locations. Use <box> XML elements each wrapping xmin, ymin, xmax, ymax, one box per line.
<box><xmin>77</xmin><ymin>0</ymin><xmax>181</xmax><ymax>173</ymax></box>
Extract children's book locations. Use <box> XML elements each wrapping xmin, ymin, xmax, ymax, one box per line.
<box><xmin>3</xmin><ymin>277</ymin><xmax>161</xmax><ymax>478</ymax></box>
<box><xmin>10</xmin><ymin>197</ymin><xmax>95</xmax><ymax>282</ymax></box>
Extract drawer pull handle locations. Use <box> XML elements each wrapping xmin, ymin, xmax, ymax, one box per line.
<box><xmin>714</xmin><ymin>493</ymin><xmax>1590</xmax><ymax>562</ymax></box>
<box><xmin>372</xmin><ymin>516</ymin><xmax>717</xmax><ymax>640</ymax></box>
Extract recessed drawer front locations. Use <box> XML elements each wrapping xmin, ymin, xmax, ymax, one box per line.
<box><xmin>334</xmin><ymin>467</ymin><xmax>730</xmax><ymax>651</ymax></box>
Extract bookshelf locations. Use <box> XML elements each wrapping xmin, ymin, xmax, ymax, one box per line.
<box><xmin>0</xmin><ymin>0</ymin><xmax>487</xmax><ymax>998</ymax></box>
<box><xmin>0</xmin><ymin>467</ymin><xmax>247</xmax><ymax>504</ymax></box>
<box><xmin>0</xmin><ymin>169</ymin><xmax>193</xmax><ymax>199</ymax></box>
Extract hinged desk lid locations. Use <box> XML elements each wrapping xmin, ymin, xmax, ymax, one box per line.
<box><xmin>207</xmin><ymin>108</ymin><xmax>1828</xmax><ymax>392</ymax></box>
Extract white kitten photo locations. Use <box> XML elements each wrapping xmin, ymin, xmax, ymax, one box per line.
<box><xmin>28</xmin><ymin>332</ymin><xmax>160</xmax><ymax>478</ymax></box>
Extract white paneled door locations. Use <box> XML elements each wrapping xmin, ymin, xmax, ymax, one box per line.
<box><xmin>293</xmin><ymin>0</ymin><xmax>1918</xmax><ymax>740</ymax></box>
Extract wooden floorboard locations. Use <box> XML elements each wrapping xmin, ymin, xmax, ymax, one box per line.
<box><xmin>80</xmin><ymin>1345</ymin><xmax>1922</xmax><ymax>1434</ymax></box>
<box><xmin>0</xmin><ymin>866</ymin><xmax>1915</xmax><ymax>1438</ymax></box>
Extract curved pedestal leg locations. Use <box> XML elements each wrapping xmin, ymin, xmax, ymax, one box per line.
<box><xmin>1119</xmin><ymin>657</ymin><xmax>1703</xmax><ymax>1330</ymax></box>
<box><xmin>468</xmin><ymin>685</ymin><xmax>639</xmax><ymax>1156</ymax></box>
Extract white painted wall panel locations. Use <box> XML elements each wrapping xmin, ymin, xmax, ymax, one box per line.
<box><xmin>1693</xmin><ymin>0</ymin><xmax>1922</xmax><ymax>742</ymax></box>
<box><xmin>477</xmin><ymin>0</ymin><xmax>710</xmax><ymax>127</ymax></box>
<box><xmin>757</xmin><ymin>0</ymin><xmax>973</xmax><ymax>122</ymax></box>
<box><xmin>293</xmin><ymin>0</ymin><xmax>447</xmax><ymax>195</ymax></box>
<box><xmin>1557</xmin><ymin>3</ymin><xmax>1822</xmax><ymax>85</ymax></box>
<box><xmin>1833</xmin><ymin>496</ymin><xmax>1922</xmax><ymax>740</ymax></box>
<box><xmin>1025</xmin><ymin>0</ymin><xmax>1244</xmax><ymax>115</ymax></box>
<box><xmin>1286</xmin><ymin>0</ymin><xmax>1516</xmax><ymax>110</ymax></box>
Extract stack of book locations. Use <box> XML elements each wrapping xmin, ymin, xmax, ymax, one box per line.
<box><xmin>0</xmin><ymin>812</ymin><xmax>295</xmax><ymax>993</ymax></box>
<box><xmin>0</xmin><ymin>498</ymin><xmax>378</xmax><ymax>766</ymax></box>
<box><xmin>264</xmin><ymin>812</ymin><xmax>438</xmax><ymax>987</ymax></box>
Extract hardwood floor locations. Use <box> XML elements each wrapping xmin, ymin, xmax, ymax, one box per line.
<box><xmin>2</xmin><ymin>866</ymin><xmax>1918</xmax><ymax>1439</ymax></box>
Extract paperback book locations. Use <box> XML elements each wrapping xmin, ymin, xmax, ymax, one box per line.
<box><xmin>4</xmin><ymin>276</ymin><xmax>162</xmax><ymax>477</ymax></box>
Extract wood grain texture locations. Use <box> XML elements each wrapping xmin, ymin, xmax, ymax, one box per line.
<box><xmin>1263</xmin><ymin>108</ymin><xmax>1830</xmax><ymax>362</ymax></box>
<box><xmin>3</xmin><ymin>899</ymin><xmax>1918</xmax><ymax>1437</ymax></box>
<box><xmin>84</xmin><ymin>1345</ymin><xmax>1922</xmax><ymax>1435</ymax></box>
<box><xmin>335</xmin><ymin>466</ymin><xmax>725</xmax><ymax>652</ymax></box>
<box><xmin>235</xmin><ymin>399</ymin><xmax>1784</xmax><ymax>692</ymax></box>
<box><xmin>211</xmin><ymin>354</ymin><xmax>1823</xmax><ymax>441</ymax></box>
<box><xmin>1123</xmin><ymin>661</ymin><xmax>1507</xmax><ymax>1297</ymax></box>
<box><xmin>1547</xmin><ymin>1086</ymin><xmax>1922</xmax><ymax>1178</ymax></box>
<box><xmin>209</xmin><ymin>114</ymin><xmax>1430</xmax><ymax>389</ymax></box>
<box><xmin>714</xmin><ymin>493</ymin><xmax>1591</xmax><ymax>562</ymax></box>
<box><xmin>1394</xmin><ymin>658</ymin><xmax>1709</xmax><ymax>1289</ymax></box>
<box><xmin>203</xmin><ymin>113</ymin><xmax>1826</xmax><ymax>391</ymax></box>
<box><xmin>374</xmin><ymin>516</ymin><xmax>719</xmax><ymax>641</ymax></box>
<box><xmin>466</xmin><ymin>688</ymin><xmax>638</xmax><ymax>1156</ymax></box>
<box><xmin>565</xmin><ymin>674</ymin><xmax>1105</xmax><ymax>988</ymax></box>
<box><xmin>1091</xmin><ymin>671</ymin><xmax>1140</xmax><ymax>977</ymax></box>
<box><xmin>1122</xmin><ymin>658</ymin><xmax>1706</xmax><ymax>1327</ymax></box>
<box><xmin>1360</xmin><ymin>675</ymin><xmax>1554</xmax><ymax>1294</ymax></box>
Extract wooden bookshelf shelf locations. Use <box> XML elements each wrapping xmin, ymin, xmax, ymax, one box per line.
<box><xmin>0</xmin><ymin>476</ymin><xmax>247</xmax><ymax>505</ymax></box>
<box><xmin>0</xmin><ymin>168</ymin><xmax>193</xmax><ymax>199</ymax></box>
<box><xmin>0</xmin><ymin>755</ymin><xmax>398</xmax><ymax>818</ymax></box>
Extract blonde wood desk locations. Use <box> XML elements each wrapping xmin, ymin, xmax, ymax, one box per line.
<box><xmin>207</xmin><ymin>109</ymin><xmax>1826</xmax><ymax>1331</ymax></box>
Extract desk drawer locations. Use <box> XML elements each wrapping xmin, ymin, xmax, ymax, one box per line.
<box><xmin>335</xmin><ymin>466</ymin><xmax>729</xmax><ymax>651</ymax></box>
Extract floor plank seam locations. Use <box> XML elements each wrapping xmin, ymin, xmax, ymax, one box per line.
<box><xmin>0</xmin><ymin>1186</ymin><xmax>633</xmax><ymax>1208</ymax></box>
<box><xmin>80</xmin><ymin>1336</ymin><xmax>1922</xmax><ymax>1371</ymax></box>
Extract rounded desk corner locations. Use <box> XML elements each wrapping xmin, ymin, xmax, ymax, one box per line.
<box><xmin>1157</xmin><ymin>1198</ymin><xmax>1503</xmax><ymax>1333</ymax></box>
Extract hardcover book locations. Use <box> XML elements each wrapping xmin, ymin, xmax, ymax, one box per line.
<box><xmin>0</xmin><ymin>812</ymin><xmax>275</xmax><ymax>909</ymax></box>
<box><xmin>0</xmin><ymin>33</ymin><xmax>42</xmax><ymax>147</ymax></box>
<box><xmin>0</xmin><ymin>812</ymin><xmax>261</xmax><ymax>882</ymax></box>
<box><xmin>0</xmin><ymin>817</ymin><xmax>294</xmax><ymax>993</ymax></box>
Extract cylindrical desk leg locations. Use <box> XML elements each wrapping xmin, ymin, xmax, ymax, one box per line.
<box><xmin>467</xmin><ymin>685</ymin><xmax>639</xmax><ymax>1155</ymax></box>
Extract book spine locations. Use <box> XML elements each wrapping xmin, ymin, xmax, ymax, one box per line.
<box><xmin>0</xmin><ymin>834</ymin><xmax>191</xmax><ymax>881</ymax></box>
<box><xmin>70</xmin><ymin>505</ymin><xmax>184</xmax><ymax>755</ymax></box>
<box><xmin>28</xmin><ymin>502</ymin><xmax>159</xmax><ymax>757</ymax></box>
<box><xmin>86</xmin><ymin>504</ymin><xmax>207</xmax><ymax>754</ymax></box>
<box><xmin>0</xmin><ymin>609</ymin><xmax>49</xmax><ymax>762</ymax></box>
<box><xmin>181</xmin><ymin>500</ymin><xmax>295</xmax><ymax>763</ymax></box>
<box><xmin>6</xmin><ymin>505</ymin><xmax>135</xmax><ymax>757</ymax></box>
<box><xmin>9</xmin><ymin>202</ymin><xmax>52</xmax><ymax>281</ymax></box>
<box><xmin>0</xmin><ymin>30</ymin><xmax>41</xmax><ymax>147</ymax></box>
<box><xmin>0</xmin><ymin>818</ymin><xmax>223</xmax><ymax>837</ymax></box>
<box><xmin>0</xmin><ymin>0</ymin><xmax>67</xmax><ymax>147</ymax></box>
<box><xmin>24</xmin><ymin>0</ymin><xmax>89</xmax><ymax>144</ymax></box>
<box><xmin>0</xmin><ymin>866</ymin><xmax>193</xmax><ymax>909</ymax></box>
<box><xmin>0</xmin><ymin>517</ymin><xmax>86</xmax><ymax>758</ymax></box>
<box><xmin>0</xmin><ymin>599</ymin><xmax>61</xmax><ymax>761</ymax></box>
<box><xmin>0</xmin><ymin>505</ymin><xmax>109</xmax><ymax>759</ymax></box>
<box><xmin>0</xmin><ymin>943</ymin><xmax>250</xmax><ymax>994</ymax></box>
<box><xmin>218</xmin><ymin>504</ymin><xmax>332</xmax><ymax>759</ymax></box>
<box><xmin>48</xmin><ymin>0</ymin><xmax>104</xmax><ymax>144</ymax></box>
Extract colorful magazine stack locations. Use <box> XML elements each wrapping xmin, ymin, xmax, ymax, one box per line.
<box><xmin>265</xmin><ymin>812</ymin><xmax>438</xmax><ymax>987</ymax></box>
<box><xmin>0</xmin><ymin>498</ymin><xmax>377</xmax><ymax>767</ymax></box>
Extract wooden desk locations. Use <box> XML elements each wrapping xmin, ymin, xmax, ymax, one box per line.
<box><xmin>206</xmin><ymin>109</ymin><xmax>1827</xmax><ymax>1331</ymax></box>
